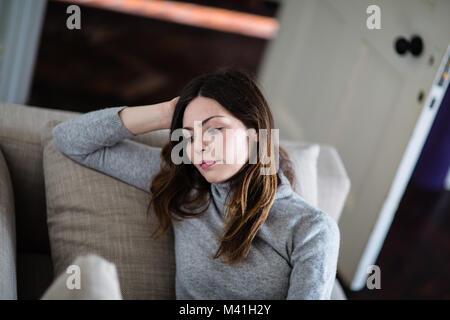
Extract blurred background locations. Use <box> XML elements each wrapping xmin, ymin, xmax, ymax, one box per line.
<box><xmin>5</xmin><ymin>0</ymin><xmax>281</xmax><ymax>112</ymax></box>
<box><xmin>0</xmin><ymin>0</ymin><xmax>449</xmax><ymax>299</ymax></box>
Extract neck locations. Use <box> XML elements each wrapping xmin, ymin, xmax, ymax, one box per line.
<box><xmin>210</xmin><ymin>169</ymin><xmax>292</xmax><ymax>209</ymax></box>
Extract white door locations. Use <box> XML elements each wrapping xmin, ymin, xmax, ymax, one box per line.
<box><xmin>258</xmin><ymin>0</ymin><xmax>450</xmax><ymax>290</ymax></box>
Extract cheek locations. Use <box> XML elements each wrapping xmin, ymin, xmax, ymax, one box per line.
<box><xmin>186</xmin><ymin>143</ymin><xmax>195</xmax><ymax>163</ymax></box>
<box><xmin>225</xmin><ymin>132</ymin><xmax>249</xmax><ymax>163</ymax></box>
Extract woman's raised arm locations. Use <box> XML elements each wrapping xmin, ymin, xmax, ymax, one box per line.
<box><xmin>52</xmin><ymin>98</ymin><xmax>177</xmax><ymax>193</ymax></box>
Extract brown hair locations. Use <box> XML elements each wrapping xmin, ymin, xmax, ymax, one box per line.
<box><xmin>146</xmin><ymin>66</ymin><xmax>296</xmax><ymax>265</ymax></box>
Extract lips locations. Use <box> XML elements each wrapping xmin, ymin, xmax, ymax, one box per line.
<box><xmin>201</xmin><ymin>160</ymin><xmax>217</xmax><ymax>169</ymax></box>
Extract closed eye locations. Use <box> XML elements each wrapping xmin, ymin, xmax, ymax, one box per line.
<box><xmin>186</xmin><ymin>127</ymin><xmax>223</xmax><ymax>143</ymax></box>
<box><xmin>209</xmin><ymin>127</ymin><xmax>223</xmax><ymax>133</ymax></box>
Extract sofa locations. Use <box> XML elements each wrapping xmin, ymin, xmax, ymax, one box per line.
<box><xmin>0</xmin><ymin>101</ymin><xmax>351</xmax><ymax>300</ymax></box>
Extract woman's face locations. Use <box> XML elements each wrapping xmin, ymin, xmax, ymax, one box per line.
<box><xmin>182</xmin><ymin>96</ymin><xmax>256</xmax><ymax>183</ymax></box>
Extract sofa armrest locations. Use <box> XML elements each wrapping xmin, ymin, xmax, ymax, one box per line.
<box><xmin>316</xmin><ymin>145</ymin><xmax>350</xmax><ymax>300</ymax></box>
<box><xmin>0</xmin><ymin>147</ymin><xmax>17</xmax><ymax>299</ymax></box>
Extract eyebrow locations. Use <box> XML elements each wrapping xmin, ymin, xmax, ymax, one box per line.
<box><xmin>182</xmin><ymin>115</ymin><xmax>225</xmax><ymax>131</ymax></box>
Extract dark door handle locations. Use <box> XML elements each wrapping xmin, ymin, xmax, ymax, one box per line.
<box><xmin>394</xmin><ymin>35</ymin><xmax>423</xmax><ymax>57</ymax></box>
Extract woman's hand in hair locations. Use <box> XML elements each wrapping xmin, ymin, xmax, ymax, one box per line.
<box><xmin>119</xmin><ymin>97</ymin><xmax>179</xmax><ymax>134</ymax></box>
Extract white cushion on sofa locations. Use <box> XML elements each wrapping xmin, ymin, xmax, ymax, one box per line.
<box><xmin>41</xmin><ymin>254</ymin><xmax>122</xmax><ymax>300</ymax></box>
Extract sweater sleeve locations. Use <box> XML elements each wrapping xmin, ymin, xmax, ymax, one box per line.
<box><xmin>52</xmin><ymin>106</ymin><xmax>163</xmax><ymax>193</ymax></box>
<box><xmin>286</xmin><ymin>209</ymin><xmax>340</xmax><ymax>300</ymax></box>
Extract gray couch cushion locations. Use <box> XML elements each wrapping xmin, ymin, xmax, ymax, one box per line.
<box><xmin>0</xmin><ymin>147</ymin><xmax>17</xmax><ymax>299</ymax></box>
<box><xmin>41</xmin><ymin>120</ymin><xmax>176</xmax><ymax>299</ymax></box>
<box><xmin>0</xmin><ymin>102</ymin><xmax>79</xmax><ymax>254</ymax></box>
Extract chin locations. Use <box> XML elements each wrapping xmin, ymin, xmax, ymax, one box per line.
<box><xmin>197</xmin><ymin>164</ymin><xmax>235</xmax><ymax>184</ymax></box>
<box><xmin>204</xmin><ymin>175</ymin><xmax>223</xmax><ymax>184</ymax></box>
<box><xmin>202</xmin><ymin>171</ymin><xmax>227</xmax><ymax>184</ymax></box>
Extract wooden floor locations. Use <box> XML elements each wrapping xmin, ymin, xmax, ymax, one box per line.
<box><xmin>28</xmin><ymin>0</ymin><xmax>449</xmax><ymax>300</ymax></box>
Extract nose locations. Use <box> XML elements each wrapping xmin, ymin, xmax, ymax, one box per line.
<box><xmin>193</xmin><ymin>135</ymin><xmax>213</xmax><ymax>155</ymax></box>
<box><xmin>193</xmin><ymin>129</ymin><xmax>220</xmax><ymax>161</ymax></box>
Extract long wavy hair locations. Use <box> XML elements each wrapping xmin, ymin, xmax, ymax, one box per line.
<box><xmin>146</xmin><ymin>66</ymin><xmax>296</xmax><ymax>265</ymax></box>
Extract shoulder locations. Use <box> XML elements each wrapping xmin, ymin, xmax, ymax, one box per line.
<box><xmin>269</xmin><ymin>191</ymin><xmax>340</xmax><ymax>255</ymax></box>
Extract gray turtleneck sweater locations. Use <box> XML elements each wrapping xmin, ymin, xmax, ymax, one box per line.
<box><xmin>52</xmin><ymin>105</ymin><xmax>340</xmax><ymax>300</ymax></box>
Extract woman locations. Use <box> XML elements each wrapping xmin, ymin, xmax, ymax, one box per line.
<box><xmin>52</xmin><ymin>67</ymin><xmax>340</xmax><ymax>299</ymax></box>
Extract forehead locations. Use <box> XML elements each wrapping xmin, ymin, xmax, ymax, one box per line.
<box><xmin>182</xmin><ymin>96</ymin><xmax>232</xmax><ymax>126</ymax></box>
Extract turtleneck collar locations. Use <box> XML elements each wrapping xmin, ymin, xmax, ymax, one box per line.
<box><xmin>210</xmin><ymin>169</ymin><xmax>293</xmax><ymax>207</ymax></box>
